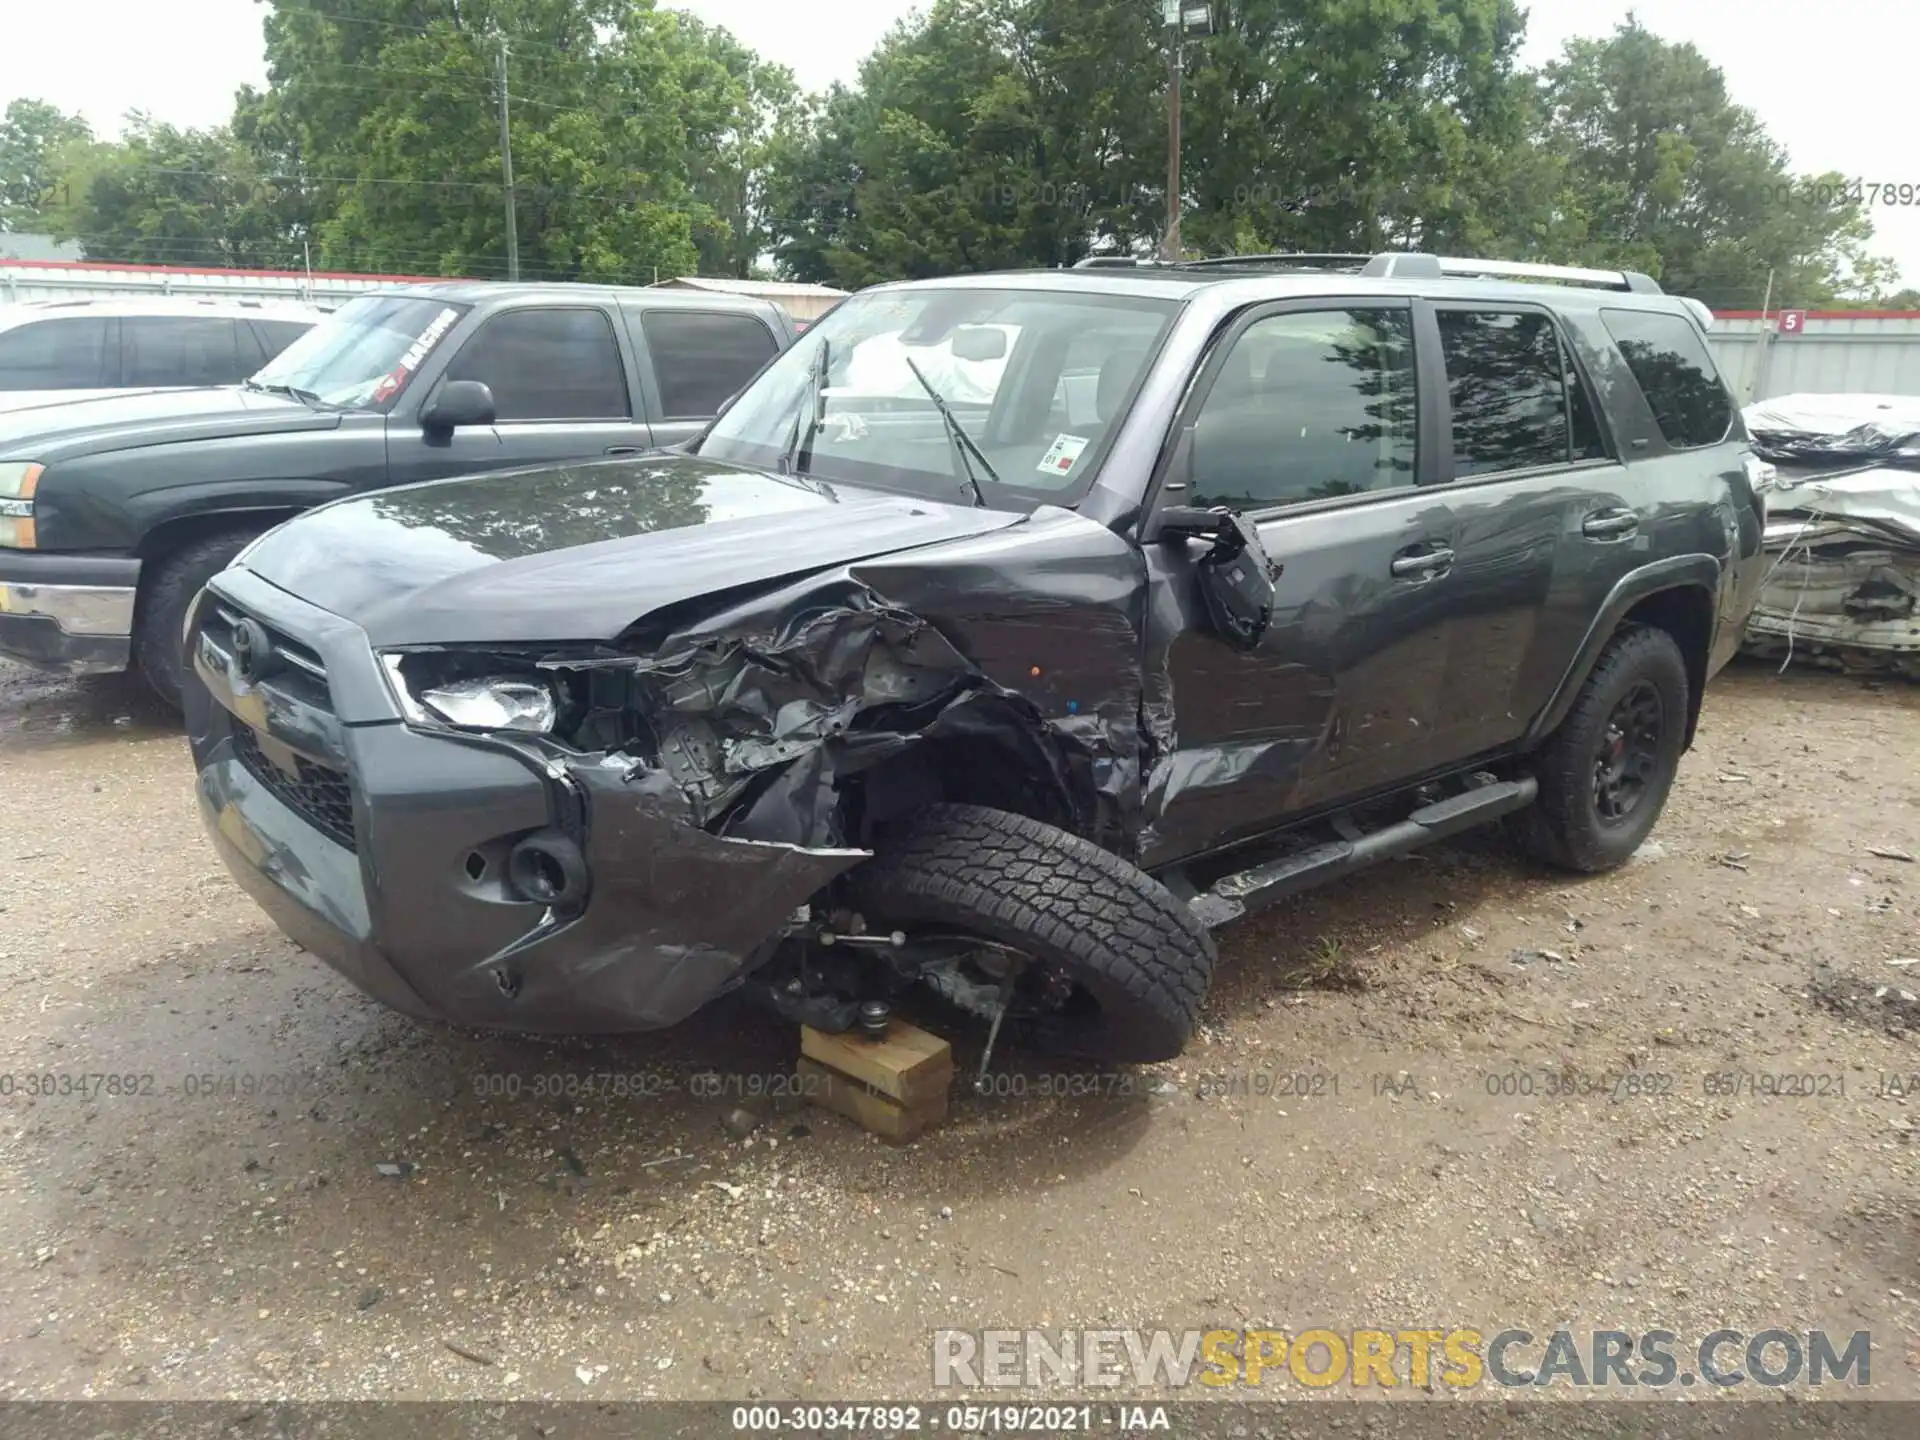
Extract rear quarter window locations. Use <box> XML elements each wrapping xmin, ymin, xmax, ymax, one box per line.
<box><xmin>1600</xmin><ymin>308</ymin><xmax>1733</xmax><ymax>450</ymax></box>
<box><xmin>639</xmin><ymin>310</ymin><xmax>779</xmax><ymax>420</ymax></box>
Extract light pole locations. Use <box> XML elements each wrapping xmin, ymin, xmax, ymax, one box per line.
<box><xmin>1161</xmin><ymin>3</ymin><xmax>1213</xmax><ymax>261</ymax></box>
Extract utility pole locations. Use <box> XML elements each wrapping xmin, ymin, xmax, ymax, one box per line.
<box><xmin>497</xmin><ymin>39</ymin><xmax>520</xmax><ymax>281</ymax></box>
<box><xmin>1160</xmin><ymin>4</ymin><xmax>1211</xmax><ymax>261</ymax></box>
<box><xmin>1163</xmin><ymin>37</ymin><xmax>1182</xmax><ymax>260</ymax></box>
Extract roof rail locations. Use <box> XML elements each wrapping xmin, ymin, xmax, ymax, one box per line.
<box><xmin>1363</xmin><ymin>251</ymin><xmax>1663</xmax><ymax>293</ymax></box>
<box><xmin>1075</xmin><ymin>249</ymin><xmax>1665</xmax><ymax>295</ymax></box>
<box><xmin>1172</xmin><ymin>253</ymin><xmax>1375</xmax><ymax>272</ymax></box>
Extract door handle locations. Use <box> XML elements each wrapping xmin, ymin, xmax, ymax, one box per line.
<box><xmin>604</xmin><ymin>445</ymin><xmax>644</xmax><ymax>458</ymax></box>
<box><xmin>1582</xmin><ymin>508</ymin><xmax>1639</xmax><ymax>539</ymax></box>
<box><xmin>1390</xmin><ymin>546</ymin><xmax>1455</xmax><ymax>579</ymax></box>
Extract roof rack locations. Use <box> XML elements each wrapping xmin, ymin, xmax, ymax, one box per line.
<box><xmin>1362</xmin><ymin>251</ymin><xmax>1663</xmax><ymax>293</ymax></box>
<box><xmin>1073</xmin><ymin>249</ymin><xmax>1662</xmax><ymax>294</ymax></box>
<box><xmin>1174</xmin><ymin>252</ymin><xmax>1377</xmax><ymax>272</ymax></box>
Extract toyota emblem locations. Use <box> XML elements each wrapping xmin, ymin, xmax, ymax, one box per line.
<box><xmin>229</xmin><ymin>617</ymin><xmax>274</xmax><ymax>684</ymax></box>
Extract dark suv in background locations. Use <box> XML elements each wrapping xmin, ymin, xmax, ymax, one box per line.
<box><xmin>0</xmin><ymin>281</ymin><xmax>795</xmax><ymax>703</ymax></box>
<box><xmin>183</xmin><ymin>251</ymin><xmax>1769</xmax><ymax>1065</ymax></box>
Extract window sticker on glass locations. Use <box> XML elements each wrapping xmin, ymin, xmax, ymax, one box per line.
<box><xmin>1038</xmin><ymin>433</ymin><xmax>1090</xmax><ymax>476</ymax></box>
<box><xmin>372</xmin><ymin>305</ymin><xmax>462</xmax><ymax>404</ymax></box>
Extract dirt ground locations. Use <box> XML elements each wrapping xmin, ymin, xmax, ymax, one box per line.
<box><xmin>0</xmin><ymin>657</ymin><xmax>1915</xmax><ymax>1405</ymax></box>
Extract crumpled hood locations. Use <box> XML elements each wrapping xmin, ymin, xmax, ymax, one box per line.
<box><xmin>0</xmin><ymin>385</ymin><xmax>336</xmax><ymax>461</ymax></box>
<box><xmin>237</xmin><ymin>452</ymin><xmax>1027</xmax><ymax>646</ymax></box>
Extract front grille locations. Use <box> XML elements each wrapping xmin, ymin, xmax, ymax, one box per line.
<box><xmin>203</xmin><ymin>602</ymin><xmax>333</xmax><ymax>710</ymax></box>
<box><xmin>232</xmin><ymin>724</ymin><xmax>358</xmax><ymax>852</ymax></box>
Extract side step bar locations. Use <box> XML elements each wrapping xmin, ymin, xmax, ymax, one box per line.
<box><xmin>1187</xmin><ymin>778</ymin><xmax>1538</xmax><ymax>929</ymax></box>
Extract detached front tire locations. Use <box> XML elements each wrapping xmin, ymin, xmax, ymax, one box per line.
<box><xmin>135</xmin><ymin>530</ymin><xmax>259</xmax><ymax>709</ymax></box>
<box><xmin>845</xmin><ymin>804</ymin><xmax>1215</xmax><ymax>1063</ymax></box>
<box><xmin>1511</xmin><ymin>625</ymin><xmax>1690</xmax><ymax>873</ymax></box>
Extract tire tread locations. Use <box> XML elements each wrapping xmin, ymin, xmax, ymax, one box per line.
<box><xmin>847</xmin><ymin>804</ymin><xmax>1215</xmax><ymax>1061</ymax></box>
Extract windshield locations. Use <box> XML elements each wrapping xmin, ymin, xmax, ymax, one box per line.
<box><xmin>697</xmin><ymin>287</ymin><xmax>1179</xmax><ymax>507</ymax></box>
<box><xmin>249</xmin><ymin>294</ymin><xmax>468</xmax><ymax>410</ymax></box>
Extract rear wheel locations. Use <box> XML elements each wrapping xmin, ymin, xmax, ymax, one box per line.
<box><xmin>844</xmin><ymin>804</ymin><xmax>1215</xmax><ymax>1062</ymax></box>
<box><xmin>1511</xmin><ymin>625</ymin><xmax>1689</xmax><ymax>872</ymax></box>
<box><xmin>135</xmin><ymin>530</ymin><xmax>258</xmax><ymax>709</ymax></box>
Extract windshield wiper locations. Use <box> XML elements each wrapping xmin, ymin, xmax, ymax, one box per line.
<box><xmin>245</xmin><ymin>379</ymin><xmax>326</xmax><ymax>408</ymax></box>
<box><xmin>776</xmin><ymin>338</ymin><xmax>830</xmax><ymax>477</ymax></box>
<box><xmin>901</xmin><ymin>355</ymin><xmax>997</xmax><ymax>508</ymax></box>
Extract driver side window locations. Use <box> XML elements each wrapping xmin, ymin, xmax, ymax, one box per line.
<box><xmin>1188</xmin><ymin>307</ymin><xmax>1417</xmax><ymax>511</ymax></box>
<box><xmin>442</xmin><ymin>307</ymin><xmax>630</xmax><ymax>422</ymax></box>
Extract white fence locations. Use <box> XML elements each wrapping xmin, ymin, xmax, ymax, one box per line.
<box><xmin>0</xmin><ymin>259</ymin><xmax>430</xmax><ymax>307</ymax></box>
<box><xmin>1709</xmin><ymin>311</ymin><xmax>1920</xmax><ymax>403</ymax></box>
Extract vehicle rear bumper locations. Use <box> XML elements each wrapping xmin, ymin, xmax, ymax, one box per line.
<box><xmin>0</xmin><ymin>551</ymin><xmax>139</xmax><ymax>674</ymax></box>
<box><xmin>184</xmin><ymin>567</ymin><xmax>867</xmax><ymax>1034</ymax></box>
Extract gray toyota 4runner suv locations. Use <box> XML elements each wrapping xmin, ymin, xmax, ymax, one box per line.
<box><xmin>183</xmin><ymin>252</ymin><xmax>1771</xmax><ymax>1066</ymax></box>
<box><xmin>0</xmin><ymin>281</ymin><xmax>794</xmax><ymax>704</ymax></box>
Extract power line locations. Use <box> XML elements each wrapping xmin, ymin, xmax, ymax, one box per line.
<box><xmin>74</xmin><ymin>163</ymin><xmax>676</xmax><ymax>208</ymax></box>
<box><xmin>269</xmin><ymin>62</ymin><xmax>687</xmax><ymax>122</ymax></box>
<box><xmin>273</xmin><ymin>2</ymin><xmax>673</xmax><ymax>62</ymax></box>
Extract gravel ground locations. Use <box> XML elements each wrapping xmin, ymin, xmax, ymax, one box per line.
<box><xmin>0</xmin><ymin>657</ymin><xmax>1915</xmax><ymax>1403</ymax></box>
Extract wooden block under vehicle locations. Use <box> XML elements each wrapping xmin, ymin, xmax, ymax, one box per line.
<box><xmin>797</xmin><ymin>1057</ymin><xmax>949</xmax><ymax>1143</ymax></box>
<box><xmin>800</xmin><ymin>1021</ymin><xmax>954</xmax><ymax>1104</ymax></box>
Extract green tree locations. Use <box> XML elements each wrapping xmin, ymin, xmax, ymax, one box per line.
<box><xmin>1175</xmin><ymin>0</ymin><xmax>1539</xmax><ymax>258</ymax></box>
<box><xmin>256</xmin><ymin>0</ymin><xmax>768</xmax><ymax>282</ymax></box>
<box><xmin>768</xmin><ymin>0</ymin><xmax>1164</xmax><ymax>286</ymax></box>
<box><xmin>675</xmin><ymin>15</ymin><xmax>806</xmax><ymax>278</ymax></box>
<box><xmin>54</xmin><ymin>112</ymin><xmax>307</xmax><ymax>267</ymax></box>
<box><xmin>0</xmin><ymin>98</ymin><xmax>93</xmax><ymax>231</ymax></box>
<box><xmin>769</xmin><ymin>0</ymin><xmax>1557</xmax><ymax>280</ymax></box>
<box><xmin>1537</xmin><ymin>19</ymin><xmax>1893</xmax><ymax>306</ymax></box>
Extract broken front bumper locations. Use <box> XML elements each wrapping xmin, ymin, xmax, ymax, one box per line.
<box><xmin>183</xmin><ymin>568</ymin><xmax>866</xmax><ymax>1033</ymax></box>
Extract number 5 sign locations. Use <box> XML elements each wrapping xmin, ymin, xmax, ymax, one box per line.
<box><xmin>1778</xmin><ymin>309</ymin><xmax>1807</xmax><ymax>334</ymax></box>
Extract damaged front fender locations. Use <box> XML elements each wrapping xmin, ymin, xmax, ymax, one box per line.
<box><xmin>346</xmin><ymin>505</ymin><xmax>1161</xmax><ymax>1033</ymax></box>
<box><xmin>532</xmin><ymin>506</ymin><xmax>1154</xmax><ymax>860</ymax></box>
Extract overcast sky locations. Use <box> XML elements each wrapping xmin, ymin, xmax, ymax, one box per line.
<box><xmin>4</xmin><ymin>0</ymin><xmax>1913</xmax><ymax>290</ymax></box>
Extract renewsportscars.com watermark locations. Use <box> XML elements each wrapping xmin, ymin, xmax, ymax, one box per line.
<box><xmin>932</xmin><ymin>1328</ymin><xmax>1873</xmax><ymax>1390</ymax></box>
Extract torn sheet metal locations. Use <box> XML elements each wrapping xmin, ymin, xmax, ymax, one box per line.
<box><xmin>470</xmin><ymin>783</ymin><xmax>870</xmax><ymax>1031</ymax></box>
<box><xmin>1741</xmin><ymin>396</ymin><xmax>1920</xmax><ymax>676</ymax></box>
<box><xmin>546</xmin><ymin>504</ymin><xmax>1152</xmax><ymax>856</ymax></box>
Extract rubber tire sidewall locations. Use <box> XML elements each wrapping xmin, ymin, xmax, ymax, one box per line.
<box><xmin>845</xmin><ymin>804</ymin><xmax>1216</xmax><ymax>1063</ymax></box>
<box><xmin>135</xmin><ymin>532</ymin><xmax>257</xmax><ymax>710</ymax></box>
<box><xmin>1515</xmin><ymin>626</ymin><xmax>1690</xmax><ymax>873</ymax></box>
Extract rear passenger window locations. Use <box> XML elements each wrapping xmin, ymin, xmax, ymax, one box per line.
<box><xmin>444</xmin><ymin>308</ymin><xmax>630</xmax><ymax>421</ymax></box>
<box><xmin>1187</xmin><ymin>307</ymin><xmax>1417</xmax><ymax>510</ymax></box>
<box><xmin>122</xmin><ymin>316</ymin><xmax>244</xmax><ymax>388</ymax></box>
<box><xmin>640</xmin><ymin>311</ymin><xmax>779</xmax><ymax>419</ymax></box>
<box><xmin>1601</xmin><ymin>308</ymin><xmax>1732</xmax><ymax>449</ymax></box>
<box><xmin>0</xmin><ymin>317</ymin><xmax>112</xmax><ymax>390</ymax></box>
<box><xmin>1438</xmin><ymin>309</ymin><xmax>1608</xmax><ymax>476</ymax></box>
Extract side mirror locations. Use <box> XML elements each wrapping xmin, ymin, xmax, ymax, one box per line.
<box><xmin>421</xmin><ymin>379</ymin><xmax>496</xmax><ymax>431</ymax></box>
<box><xmin>1156</xmin><ymin>505</ymin><xmax>1279</xmax><ymax>652</ymax></box>
<box><xmin>951</xmin><ymin>326</ymin><xmax>1008</xmax><ymax>362</ymax></box>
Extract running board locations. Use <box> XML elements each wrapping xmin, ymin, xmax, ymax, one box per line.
<box><xmin>1187</xmin><ymin>778</ymin><xmax>1538</xmax><ymax>929</ymax></box>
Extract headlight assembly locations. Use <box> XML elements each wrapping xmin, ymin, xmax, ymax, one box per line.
<box><xmin>380</xmin><ymin>651</ymin><xmax>562</xmax><ymax>735</ymax></box>
<box><xmin>0</xmin><ymin>462</ymin><xmax>43</xmax><ymax>548</ymax></box>
<box><xmin>420</xmin><ymin>676</ymin><xmax>558</xmax><ymax>733</ymax></box>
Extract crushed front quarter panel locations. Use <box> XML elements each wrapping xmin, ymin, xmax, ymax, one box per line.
<box><xmin>541</xmin><ymin>504</ymin><xmax>1156</xmax><ymax>860</ymax></box>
